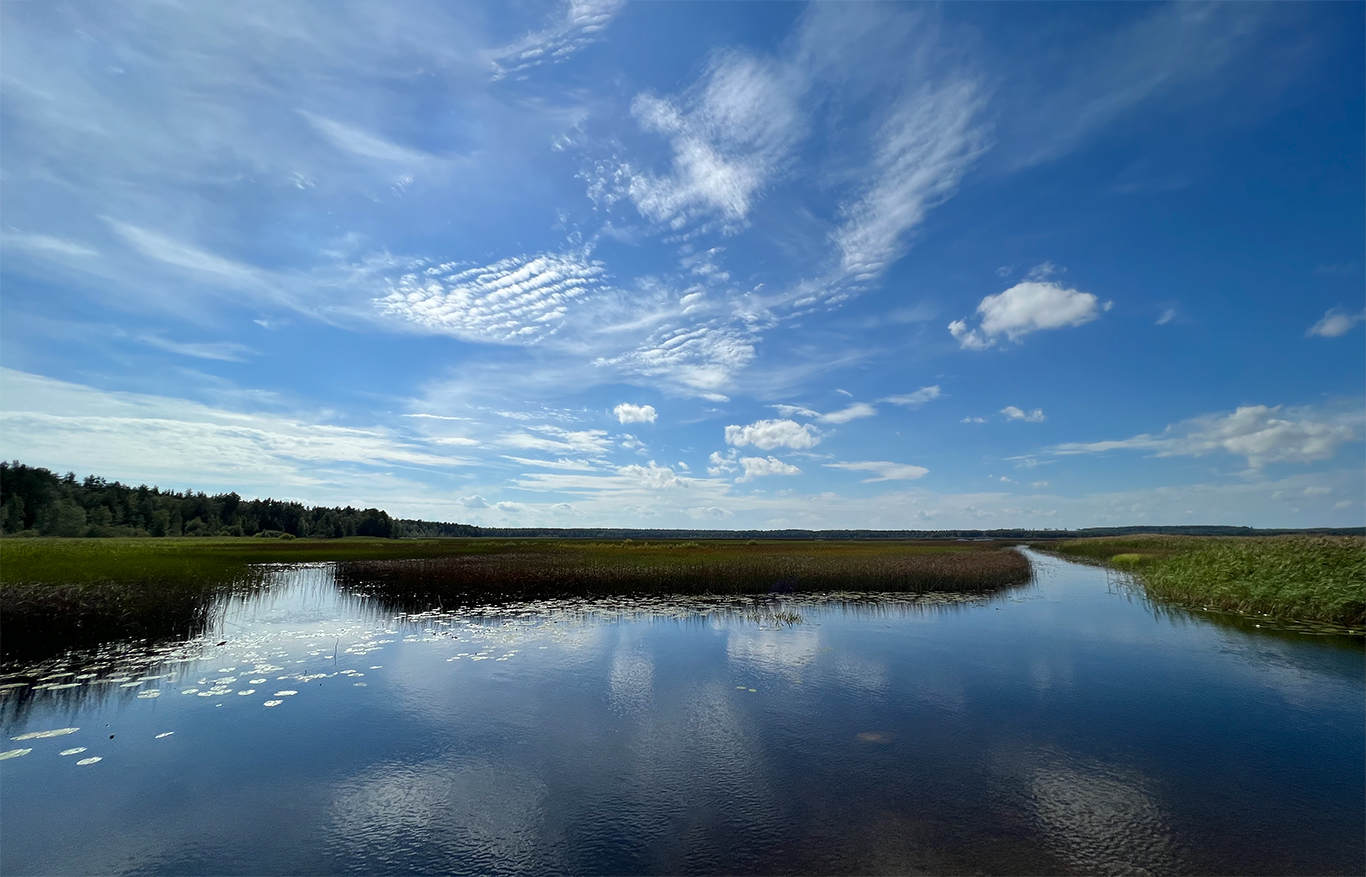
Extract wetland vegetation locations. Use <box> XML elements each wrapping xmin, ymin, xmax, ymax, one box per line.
<box><xmin>1035</xmin><ymin>534</ymin><xmax>1365</xmax><ymax>629</ymax></box>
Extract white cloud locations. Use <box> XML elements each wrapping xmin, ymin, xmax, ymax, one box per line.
<box><xmin>457</xmin><ymin>495</ymin><xmax>491</xmax><ymax>509</ymax></box>
<box><xmin>962</xmin><ymin>416</ymin><xmax>987</xmax><ymax>424</ymax></box>
<box><xmin>1306</xmin><ymin>308</ymin><xmax>1365</xmax><ymax>338</ymax></box>
<box><xmin>599</xmin><ymin>321</ymin><xmax>757</xmax><ymax>397</ymax></box>
<box><xmin>950</xmin><ymin>281</ymin><xmax>1108</xmax><ymax>350</ymax></box>
<box><xmin>1049</xmin><ymin>404</ymin><xmax>1361</xmax><ymax>469</ymax></box>
<box><xmin>489</xmin><ymin>0</ymin><xmax>625</xmax><ymax>80</ymax></box>
<box><xmin>613</xmin><ymin>403</ymin><xmax>658</xmax><ymax>424</ymax></box>
<box><xmin>498</xmin><ymin>427</ymin><xmax>613</xmax><ymax>456</ymax></box>
<box><xmin>607</xmin><ymin>51</ymin><xmax>804</xmax><ymax>229</ymax></box>
<box><xmin>377</xmin><ymin>251</ymin><xmax>606</xmax><ymax>345</ymax></box>
<box><xmin>1</xmin><ymin>232</ymin><xmax>100</xmax><ymax>258</ymax></box>
<box><xmin>826</xmin><ymin>461</ymin><xmax>929</xmax><ymax>483</ymax></box>
<box><xmin>137</xmin><ymin>335</ymin><xmax>257</xmax><ymax>362</ymax></box>
<box><xmin>1001</xmin><ymin>406</ymin><xmax>1046</xmax><ymax>423</ymax></box>
<box><xmin>1031</xmin><ymin>481</ymin><xmax>1050</xmax><ymax>488</ymax></box>
<box><xmin>771</xmin><ymin>403</ymin><xmax>820</xmax><ymax>418</ymax></box>
<box><xmin>688</xmin><ymin>506</ymin><xmax>734</xmax><ymax>519</ymax></box>
<box><xmin>298</xmin><ymin>111</ymin><xmax>433</xmax><ymax>166</ymax></box>
<box><xmin>817</xmin><ymin>402</ymin><xmax>877</xmax><ymax>424</ymax></box>
<box><xmin>1156</xmin><ymin>308</ymin><xmax>1177</xmax><ymax>326</ymax></box>
<box><xmin>724</xmin><ymin>418</ymin><xmax>820</xmax><ymax>451</ymax></box>
<box><xmin>736</xmin><ymin>456</ymin><xmax>800</xmax><ymax>483</ymax></box>
<box><xmin>708</xmin><ymin>449</ymin><xmax>739</xmax><ymax>477</ymax></box>
<box><xmin>883</xmin><ymin>386</ymin><xmax>941</xmax><ymax>408</ymax></box>
<box><xmin>834</xmin><ymin>81</ymin><xmax>987</xmax><ymax>282</ymax></box>
<box><xmin>501</xmin><ymin>456</ymin><xmax>600</xmax><ymax>471</ymax></box>
<box><xmin>616</xmin><ymin>460</ymin><xmax>685</xmax><ymax>489</ymax></box>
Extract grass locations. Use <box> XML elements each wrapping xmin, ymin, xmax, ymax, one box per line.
<box><xmin>0</xmin><ymin>537</ymin><xmax>1031</xmax><ymax>659</ymax></box>
<box><xmin>332</xmin><ymin>539</ymin><xmax>1032</xmax><ymax>608</ymax></box>
<box><xmin>1033</xmin><ymin>534</ymin><xmax>1365</xmax><ymax>628</ymax></box>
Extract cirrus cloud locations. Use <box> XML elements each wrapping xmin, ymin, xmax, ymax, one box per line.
<box><xmin>825</xmin><ymin>460</ymin><xmax>929</xmax><ymax>482</ymax></box>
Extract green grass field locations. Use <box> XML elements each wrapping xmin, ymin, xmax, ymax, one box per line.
<box><xmin>1034</xmin><ymin>534</ymin><xmax>1365</xmax><ymax>628</ymax></box>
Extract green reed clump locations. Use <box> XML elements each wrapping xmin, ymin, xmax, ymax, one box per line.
<box><xmin>1038</xmin><ymin>535</ymin><xmax>1365</xmax><ymax>627</ymax></box>
<box><xmin>333</xmin><ymin>540</ymin><xmax>1031</xmax><ymax>606</ymax></box>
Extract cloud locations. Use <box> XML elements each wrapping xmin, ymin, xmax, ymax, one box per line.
<box><xmin>688</xmin><ymin>506</ymin><xmax>734</xmax><ymax>519</ymax></box>
<box><xmin>707</xmin><ymin>449</ymin><xmax>739</xmax><ymax>477</ymax></box>
<box><xmin>1306</xmin><ymin>308</ymin><xmax>1365</xmax><ymax>338</ymax></box>
<box><xmin>1156</xmin><ymin>308</ymin><xmax>1178</xmax><ymax>326</ymax></box>
<box><xmin>723</xmin><ymin>418</ymin><xmax>820</xmax><ymax>451</ymax></box>
<box><xmin>501</xmin><ymin>456</ymin><xmax>600</xmax><ymax>471</ymax></box>
<box><xmin>298</xmin><ymin>111</ymin><xmax>433</xmax><ymax>165</ymax></box>
<box><xmin>612</xmin><ymin>51</ymin><xmax>805</xmax><ymax>230</ymax></box>
<box><xmin>883</xmin><ymin>386</ymin><xmax>941</xmax><ymax>408</ymax></box>
<box><xmin>825</xmin><ymin>461</ymin><xmax>929</xmax><ymax>483</ymax></box>
<box><xmin>833</xmin><ymin>81</ymin><xmax>988</xmax><ymax>283</ymax></box>
<box><xmin>377</xmin><ymin>251</ymin><xmax>606</xmax><ymax>344</ymax></box>
<box><xmin>598</xmin><ymin>321</ymin><xmax>757</xmax><ymax>397</ymax></box>
<box><xmin>817</xmin><ymin>402</ymin><xmax>877</xmax><ymax>424</ymax></box>
<box><xmin>1048</xmin><ymin>404</ymin><xmax>1360</xmax><ymax>469</ymax></box>
<box><xmin>1031</xmin><ymin>481</ymin><xmax>1050</xmax><ymax>489</ymax></box>
<box><xmin>489</xmin><ymin>0</ymin><xmax>625</xmax><ymax>80</ymax></box>
<box><xmin>962</xmin><ymin>416</ymin><xmax>987</xmax><ymax>424</ymax></box>
<box><xmin>498</xmin><ymin>427</ymin><xmax>613</xmax><ymax>455</ymax></box>
<box><xmin>1001</xmin><ymin>406</ymin><xmax>1046</xmax><ymax>423</ymax></box>
<box><xmin>613</xmin><ymin>403</ymin><xmax>657</xmax><ymax>424</ymax></box>
<box><xmin>617</xmin><ymin>460</ymin><xmax>686</xmax><ymax>489</ymax></box>
<box><xmin>2</xmin><ymin>232</ymin><xmax>100</xmax><ymax>258</ymax></box>
<box><xmin>137</xmin><ymin>335</ymin><xmax>257</xmax><ymax>362</ymax></box>
<box><xmin>737</xmin><ymin>456</ymin><xmax>801</xmax><ymax>483</ymax></box>
<box><xmin>950</xmin><ymin>281</ymin><xmax>1108</xmax><ymax>350</ymax></box>
<box><xmin>771</xmin><ymin>403</ymin><xmax>820</xmax><ymax>419</ymax></box>
<box><xmin>457</xmin><ymin>495</ymin><xmax>491</xmax><ymax>509</ymax></box>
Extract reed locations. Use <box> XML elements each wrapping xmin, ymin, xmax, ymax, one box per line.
<box><xmin>1036</xmin><ymin>534</ymin><xmax>1365</xmax><ymax>628</ymax></box>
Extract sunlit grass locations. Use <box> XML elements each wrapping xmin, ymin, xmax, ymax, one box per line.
<box><xmin>1035</xmin><ymin>535</ymin><xmax>1365</xmax><ymax>627</ymax></box>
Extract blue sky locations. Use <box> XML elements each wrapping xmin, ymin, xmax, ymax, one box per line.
<box><xmin>2</xmin><ymin>1</ymin><xmax>1362</xmax><ymax>529</ymax></box>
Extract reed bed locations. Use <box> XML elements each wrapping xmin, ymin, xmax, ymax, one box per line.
<box><xmin>1037</xmin><ymin>534</ymin><xmax>1365</xmax><ymax>628</ymax></box>
<box><xmin>333</xmin><ymin>540</ymin><xmax>1032</xmax><ymax>605</ymax></box>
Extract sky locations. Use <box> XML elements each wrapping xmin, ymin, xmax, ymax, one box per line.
<box><xmin>1</xmin><ymin>1</ymin><xmax>1363</xmax><ymax>530</ymax></box>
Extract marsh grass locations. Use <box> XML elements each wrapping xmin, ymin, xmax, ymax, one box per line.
<box><xmin>333</xmin><ymin>540</ymin><xmax>1032</xmax><ymax>607</ymax></box>
<box><xmin>1035</xmin><ymin>534</ymin><xmax>1365</xmax><ymax>628</ymax></box>
<box><xmin>0</xmin><ymin>537</ymin><xmax>1030</xmax><ymax>659</ymax></box>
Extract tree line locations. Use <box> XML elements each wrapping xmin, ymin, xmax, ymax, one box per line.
<box><xmin>0</xmin><ymin>461</ymin><xmax>400</xmax><ymax>539</ymax></box>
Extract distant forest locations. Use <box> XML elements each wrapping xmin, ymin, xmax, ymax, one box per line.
<box><xmin>2</xmin><ymin>461</ymin><xmax>1360</xmax><ymax>541</ymax></box>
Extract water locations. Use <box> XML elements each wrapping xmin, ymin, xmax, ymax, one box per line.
<box><xmin>1</xmin><ymin>550</ymin><xmax>1361</xmax><ymax>875</ymax></box>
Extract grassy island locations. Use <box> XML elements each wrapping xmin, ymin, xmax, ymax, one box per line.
<box><xmin>1034</xmin><ymin>534</ymin><xmax>1365</xmax><ymax>629</ymax></box>
<box><xmin>0</xmin><ymin>537</ymin><xmax>1030</xmax><ymax>659</ymax></box>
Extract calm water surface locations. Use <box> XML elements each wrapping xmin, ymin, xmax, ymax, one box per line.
<box><xmin>1</xmin><ymin>550</ymin><xmax>1361</xmax><ymax>875</ymax></box>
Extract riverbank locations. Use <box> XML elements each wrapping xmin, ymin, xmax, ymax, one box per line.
<box><xmin>1032</xmin><ymin>535</ymin><xmax>1365</xmax><ymax>629</ymax></box>
<box><xmin>0</xmin><ymin>537</ymin><xmax>1031</xmax><ymax>659</ymax></box>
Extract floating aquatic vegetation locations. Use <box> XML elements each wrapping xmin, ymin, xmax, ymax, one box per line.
<box><xmin>11</xmin><ymin>727</ymin><xmax>79</xmax><ymax>741</ymax></box>
<box><xmin>0</xmin><ymin>748</ymin><xmax>32</xmax><ymax>760</ymax></box>
<box><xmin>59</xmin><ymin>747</ymin><xmax>87</xmax><ymax>756</ymax></box>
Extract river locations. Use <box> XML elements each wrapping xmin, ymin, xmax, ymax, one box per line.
<box><xmin>1</xmin><ymin>549</ymin><xmax>1361</xmax><ymax>875</ymax></box>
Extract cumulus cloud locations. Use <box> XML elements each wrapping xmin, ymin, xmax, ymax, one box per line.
<box><xmin>377</xmin><ymin>252</ymin><xmax>605</xmax><ymax>344</ymax></box>
<box><xmin>613</xmin><ymin>403</ymin><xmax>657</xmax><ymax>424</ymax></box>
<box><xmin>707</xmin><ymin>449</ymin><xmax>739</xmax><ymax>477</ymax></box>
<box><xmin>1001</xmin><ymin>406</ymin><xmax>1046</xmax><ymax>423</ymax></box>
<box><xmin>724</xmin><ymin>418</ymin><xmax>820</xmax><ymax>450</ymax></box>
<box><xmin>950</xmin><ymin>281</ymin><xmax>1108</xmax><ymax>350</ymax></box>
<box><xmin>1048</xmin><ymin>404</ymin><xmax>1360</xmax><ymax>469</ymax></box>
<box><xmin>617</xmin><ymin>460</ymin><xmax>686</xmax><ymax>489</ymax></box>
<box><xmin>1306</xmin><ymin>308</ymin><xmax>1365</xmax><ymax>338</ymax></box>
<box><xmin>456</xmin><ymin>495</ymin><xmax>489</xmax><ymax>509</ymax></box>
<box><xmin>825</xmin><ymin>461</ymin><xmax>929</xmax><ymax>483</ymax></box>
<box><xmin>883</xmin><ymin>385</ymin><xmax>941</xmax><ymax>408</ymax></box>
<box><xmin>817</xmin><ymin>402</ymin><xmax>877</xmax><ymax>424</ymax></box>
<box><xmin>737</xmin><ymin>455</ymin><xmax>801</xmax><ymax>482</ymax></box>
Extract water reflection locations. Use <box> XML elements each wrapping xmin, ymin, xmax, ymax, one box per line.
<box><xmin>1</xmin><ymin>553</ymin><xmax>1361</xmax><ymax>875</ymax></box>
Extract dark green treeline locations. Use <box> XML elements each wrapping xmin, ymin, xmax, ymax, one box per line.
<box><xmin>0</xmin><ymin>461</ymin><xmax>403</xmax><ymax>539</ymax></box>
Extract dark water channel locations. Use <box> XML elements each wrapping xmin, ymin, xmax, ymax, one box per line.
<box><xmin>1</xmin><ymin>550</ymin><xmax>1361</xmax><ymax>875</ymax></box>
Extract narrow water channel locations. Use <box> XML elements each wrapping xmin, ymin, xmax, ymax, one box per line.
<box><xmin>1</xmin><ymin>549</ymin><xmax>1361</xmax><ymax>875</ymax></box>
